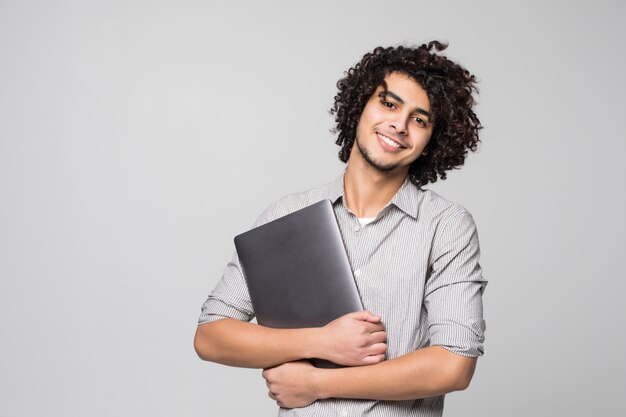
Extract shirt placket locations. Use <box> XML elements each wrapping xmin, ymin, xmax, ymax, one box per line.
<box><xmin>339</xmin><ymin>207</ymin><xmax>368</xmax><ymax>290</ymax></box>
<box><xmin>325</xmin><ymin>205</ymin><xmax>379</xmax><ymax>417</ymax></box>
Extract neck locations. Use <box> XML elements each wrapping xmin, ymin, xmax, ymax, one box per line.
<box><xmin>343</xmin><ymin>158</ymin><xmax>408</xmax><ymax>218</ymax></box>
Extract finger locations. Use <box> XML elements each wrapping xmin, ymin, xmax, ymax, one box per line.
<box><xmin>360</xmin><ymin>353</ymin><xmax>386</xmax><ymax>365</ymax></box>
<box><xmin>346</xmin><ymin>310</ymin><xmax>381</xmax><ymax>322</ymax></box>
<box><xmin>366</xmin><ymin>342</ymin><xmax>388</xmax><ymax>356</ymax></box>
<box><xmin>361</xmin><ymin>310</ymin><xmax>382</xmax><ymax>322</ymax></box>
<box><xmin>363</xmin><ymin>322</ymin><xmax>386</xmax><ymax>333</ymax></box>
<box><xmin>367</xmin><ymin>330</ymin><xmax>387</xmax><ymax>344</ymax></box>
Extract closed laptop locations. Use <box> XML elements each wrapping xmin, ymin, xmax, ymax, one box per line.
<box><xmin>234</xmin><ymin>199</ymin><xmax>363</xmax><ymax>367</ymax></box>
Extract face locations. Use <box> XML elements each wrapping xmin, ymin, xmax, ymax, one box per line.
<box><xmin>352</xmin><ymin>71</ymin><xmax>433</xmax><ymax>174</ymax></box>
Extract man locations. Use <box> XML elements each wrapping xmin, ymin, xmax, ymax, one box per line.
<box><xmin>195</xmin><ymin>40</ymin><xmax>487</xmax><ymax>416</ymax></box>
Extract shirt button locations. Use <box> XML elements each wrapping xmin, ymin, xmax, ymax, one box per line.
<box><xmin>340</xmin><ymin>410</ymin><xmax>348</xmax><ymax>417</ymax></box>
<box><xmin>354</xmin><ymin>269</ymin><xmax>361</xmax><ymax>277</ymax></box>
<box><xmin>352</xmin><ymin>224</ymin><xmax>360</xmax><ymax>232</ymax></box>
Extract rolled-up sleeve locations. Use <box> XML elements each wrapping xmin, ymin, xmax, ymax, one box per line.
<box><xmin>198</xmin><ymin>250</ymin><xmax>255</xmax><ymax>324</ymax></box>
<box><xmin>424</xmin><ymin>210</ymin><xmax>487</xmax><ymax>357</ymax></box>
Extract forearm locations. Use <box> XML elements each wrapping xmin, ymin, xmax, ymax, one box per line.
<box><xmin>194</xmin><ymin>318</ymin><xmax>318</xmax><ymax>368</ymax></box>
<box><xmin>313</xmin><ymin>346</ymin><xmax>477</xmax><ymax>401</ymax></box>
<box><xmin>195</xmin><ymin>311</ymin><xmax>387</xmax><ymax>370</ymax></box>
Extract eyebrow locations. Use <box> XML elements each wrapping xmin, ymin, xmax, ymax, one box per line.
<box><xmin>380</xmin><ymin>90</ymin><xmax>432</xmax><ymax>119</ymax></box>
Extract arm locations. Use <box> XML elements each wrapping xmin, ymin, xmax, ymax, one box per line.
<box><xmin>194</xmin><ymin>319</ymin><xmax>317</xmax><ymax>368</ymax></box>
<box><xmin>194</xmin><ymin>310</ymin><xmax>388</xmax><ymax>369</ymax></box>
<box><xmin>263</xmin><ymin>210</ymin><xmax>487</xmax><ymax>408</ymax></box>
<box><xmin>263</xmin><ymin>346</ymin><xmax>476</xmax><ymax>408</ymax></box>
<box><xmin>317</xmin><ymin>346</ymin><xmax>477</xmax><ymax>398</ymax></box>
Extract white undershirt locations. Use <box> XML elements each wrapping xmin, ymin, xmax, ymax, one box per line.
<box><xmin>357</xmin><ymin>217</ymin><xmax>376</xmax><ymax>226</ymax></box>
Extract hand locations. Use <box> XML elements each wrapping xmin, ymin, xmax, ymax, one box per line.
<box><xmin>262</xmin><ymin>360</ymin><xmax>320</xmax><ymax>409</ymax></box>
<box><xmin>315</xmin><ymin>310</ymin><xmax>387</xmax><ymax>366</ymax></box>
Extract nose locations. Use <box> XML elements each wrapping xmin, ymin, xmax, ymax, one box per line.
<box><xmin>389</xmin><ymin>115</ymin><xmax>409</xmax><ymax>135</ymax></box>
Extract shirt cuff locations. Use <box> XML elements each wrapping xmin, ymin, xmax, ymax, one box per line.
<box><xmin>198</xmin><ymin>297</ymin><xmax>254</xmax><ymax>325</ymax></box>
<box><xmin>428</xmin><ymin>318</ymin><xmax>486</xmax><ymax>357</ymax></box>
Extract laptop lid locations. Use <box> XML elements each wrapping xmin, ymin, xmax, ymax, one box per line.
<box><xmin>234</xmin><ymin>199</ymin><xmax>363</xmax><ymax>330</ymax></box>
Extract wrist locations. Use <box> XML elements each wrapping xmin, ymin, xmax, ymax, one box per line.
<box><xmin>309</xmin><ymin>366</ymin><xmax>330</xmax><ymax>400</ymax></box>
<box><xmin>295</xmin><ymin>327</ymin><xmax>322</xmax><ymax>360</ymax></box>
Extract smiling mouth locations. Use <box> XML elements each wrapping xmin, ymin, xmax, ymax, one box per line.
<box><xmin>377</xmin><ymin>133</ymin><xmax>405</xmax><ymax>149</ymax></box>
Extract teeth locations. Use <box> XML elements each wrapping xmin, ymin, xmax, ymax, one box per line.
<box><xmin>378</xmin><ymin>133</ymin><xmax>401</xmax><ymax>148</ymax></box>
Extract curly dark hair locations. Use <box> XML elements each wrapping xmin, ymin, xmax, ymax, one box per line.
<box><xmin>330</xmin><ymin>41</ymin><xmax>482</xmax><ymax>187</ymax></box>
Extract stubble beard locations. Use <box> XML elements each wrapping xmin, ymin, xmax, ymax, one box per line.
<box><xmin>355</xmin><ymin>137</ymin><xmax>401</xmax><ymax>172</ymax></box>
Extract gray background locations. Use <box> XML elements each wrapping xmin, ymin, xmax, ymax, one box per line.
<box><xmin>1</xmin><ymin>0</ymin><xmax>624</xmax><ymax>416</ymax></box>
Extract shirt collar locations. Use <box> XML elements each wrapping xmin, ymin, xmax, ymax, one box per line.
<box><xmin>388</xmin><ymin>177</ymin><xmax>421</xmax><ymax>219</ymax></box>
<box><xmin>326</xmin><ymin>172</ymin><xmax>345</xmax><ymax>204</ymax></box>
<box><xmin>325</xmin><ymin>171</ymin><xmax>421</xmax><ymax>219</ymax></box>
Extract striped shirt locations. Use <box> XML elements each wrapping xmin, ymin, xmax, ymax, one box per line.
<box><xmin>198</xmin><ymin>172</ymin><xmax>487</xmax><ymax>417</ymax></box>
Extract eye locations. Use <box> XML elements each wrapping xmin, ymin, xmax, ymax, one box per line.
<box><xmin>379</xmin><ymin>99</ymin><xmax>396</xmax><ymax>110</ymax></box>
<box><xmin>414</xmin><ymin>116</ymin><xmax>427</xmax><ymax>127</ymax></box>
